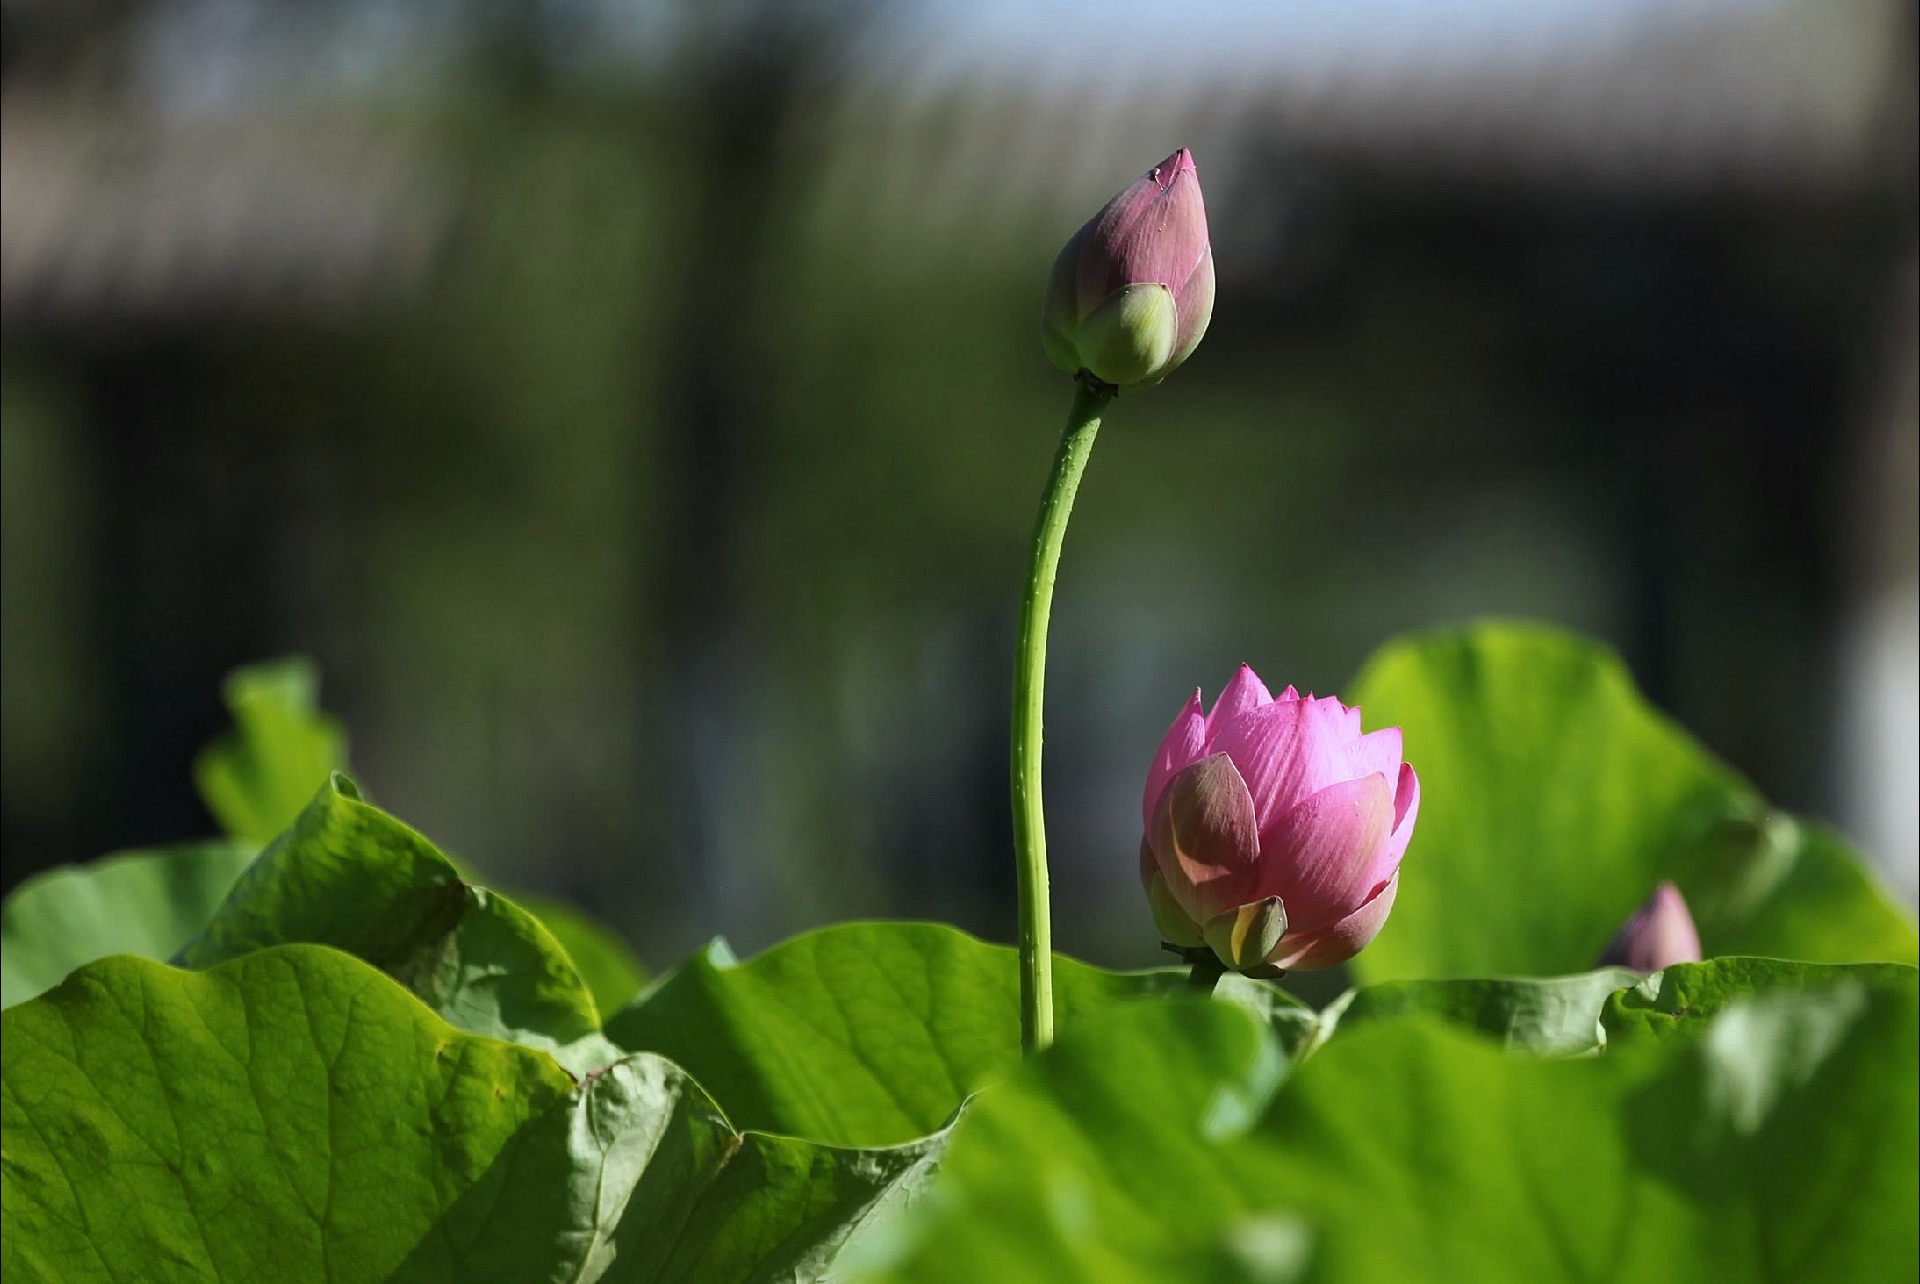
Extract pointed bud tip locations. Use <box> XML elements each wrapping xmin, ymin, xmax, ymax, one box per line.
<box><xmin>1599</xmin><ymin>881</ymin><xmax>1702</xmax><ymax>972</ymax></box>
<box><xmin>1152</xmin><ymin>148</ymin><xmax>1197</xmax><ymax>189</ymax></box>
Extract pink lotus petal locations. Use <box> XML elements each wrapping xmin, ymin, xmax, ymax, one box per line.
<box><xmin>1142</xmin><ymin>689</ymin><xmax>1208</xmax><ymax>829</ymax></box>
<box><xmin>1254</xmin><ymin>772</ymin><xmax>1395</xmax><ymax>932</ymax></box>
<box><xmin>1206</xmin><ymin>664</ymin><xmax>1274</xmax><ymax>740</ymax></box>
<box><xmin>1390</xmin><ymin>759</ymin><xmax>1420</xmax><ymax>834</ymax></box>
<box><xmin>1356</xmin><ymin>763</ymin><xmax>1421</xmax><ymax>892</ymax></box>
<box><xmin>1167</xmin><ymin>248</ymin><xmax>1216</xmax><ymax>373</ymax></box>
<box><xmin>1272</xmin><ymin>874</ymin><xmax>1400</xmax><ymax>971</ymax></box>
<box><xmin>1148</xmin><ymin>754</ymin><xmax>1262</xmax><ymax>924</ymax></box>
<box><xmin>1276</xmin><ymin>685</ymin><xmax>1301</xmax><ymax>702</ymax></box>
<box><xmin>1209</xmin><ymin>697</ymin><xmax>1354</xmax><ymax>826</ymax></box>
<box><xmin>1079</xmin><ymin>149</ymin><xmax>1210</xmax><ymax>310</ymax></box>
<box><xmin>1346</xmin><ymin>726</ymin><xmax>1402</xmax><ymax>781</ymax></box>
<box><xmin>1295</xmin><ymin>695</ymin><xmax>1358</xmax><ymax>745</ymax></box>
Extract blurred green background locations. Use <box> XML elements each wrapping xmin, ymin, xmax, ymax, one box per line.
<box><xmin>3</xmin><ymin>0</ymin><xmax>1915</xmax><ymax>975</ymax></box>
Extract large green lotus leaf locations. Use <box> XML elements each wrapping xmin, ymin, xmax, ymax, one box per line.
<box><xmin>604</xmin><ymin>921</ymin><xmax>1313</xmax><ymax>1148</ymax></box>
<box><xmin>392</xmin><ymin>1044</ymin><xmax>948</xmax><ymax>1284</ymax></box>
<box><xmin>845</xmin><ymin>999</ymin><xmax>1299</xmax><ymax>1284</ymax></box>
<box><xmin>1</xmin><ymin>947</ymin><xmax>568</xmax><ymax>1283</ymax></box>
<box><xmin>0</xmin><ymin>841</ymin><xmax>257</xmax><ymax>1010</ymax></box>
<box><xmin>863</xmin><ymin>977</ymin><xmax>1918</xmax><ymax>1282</ymax></box>
<box><xmin>177</xmin><ymin>773</ymin><xmax>618</xmax><ymax>1072</ymax></box>
<box><xmin>1250</xmin><ymin>978</ymin><xmax>1918</xmax><ymax>1282</ymax></box>
<box><xmin>189</xmin><ymin>659</ymin><xmax>644</xmax><ymax>1026</ymax></box>
<box><xmin>1348</xmin><ymin>623</ymin><xmax>1917</xmax><ymax>981</ymax></box>
<box><xmin>1208</xmin><ymin>972</ymin><xmax>1327</xmax><ymax>1059</ymax></box>
<box><xmin>1700</xmin><ymin>818</ymin><xmax>1919</xmax><ymax>963</ymax></box>
<box><xmin>634</xmin><ymin>1120</ymin><xmax>945</xmax><ymax>1284</ymax></box>
<box><xmin>1321</xmin><ymin>967</ymin><xmax>1643</xmax><ymax>1056</ymax></box>
<box><xmin>1601</xmin><ymin>956</ymin><xmax>1920</xmax><ymax>1045</ymax></box>
<box><xmin>1322</xmin><ymin>961</ymin><xmax>1916</xmax><ymax>1059</ymax></box>
<box><xmin>513</xmin><ymin>893</ymin><xmax>649</xmax><ymax>1016</ymax></box>
<box><xmin>1</xmin><ymin>947</ymin><xmax>949</xmax><ymax>1284</ymax></box>
<box><xmin>192</xmin><ymin>657</ymin><xmax>347</xmax><ymax>844</ymax></box>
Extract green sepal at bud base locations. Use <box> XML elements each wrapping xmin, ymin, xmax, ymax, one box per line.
<box><xmin>1072</xmin><ymin>284</ymin><xmax>1179</xmax><ymax>390</ymax></box>
<box><xmin>1202</xmin><ymin>895</ymin><xmax>1288</xmax><ymax>973</ymax></box>
<box><xmin>1147</xmin><ymin>866</ymin><xmax>1206</xmax><ymax>949</ymax></box>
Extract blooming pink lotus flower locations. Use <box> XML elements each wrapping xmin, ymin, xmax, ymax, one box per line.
<box><xmin>1598</xmin><ymin>882</ymin><xmax>1702</xmax><ymax>972</ymax></box>
<box><xmin>1140</xmin><ymin>665</ymin><xmax>1419</xmax><ymax>973</ymax></box>
<box><xmin>1041</xmin><ymin>148</ymin><xmax>1215</xmax><ymax>390</ymax></box>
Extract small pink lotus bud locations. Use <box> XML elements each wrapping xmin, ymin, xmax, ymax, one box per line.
<box><xmin>1041</xmin><ymin>148</ymin><xmax>1215</xmax><ymax>390</ymax></box>
<box><xmin>1599</xmin><ymin>882</ymin><xmax>1702</xmax><ymax>972</ymax></box>
<box><xmin>1139</xmin><ymin>665</ymin><xmax>1419</xmax><ymax>973</ymax></box>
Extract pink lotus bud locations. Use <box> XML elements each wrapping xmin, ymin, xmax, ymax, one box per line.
<box><xmin>1041</xmin><ymin>148</ymin><xmax>1215</xmax><ymax>390</ymax></box>
<box><xmin>1599</xmin><ymin>882</ymin><xmax>1702</xmax><ymax>972</ymax></box>
<box><xmin>1139</xmin><ymin>665</ymin><xmax>1419</xmax><ymax>974</ymax></box>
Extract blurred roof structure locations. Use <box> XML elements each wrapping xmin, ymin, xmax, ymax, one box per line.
<box><xmin>1</xmin><ymin>0</ymin><xmax>1912</xmax><ymax>321</ymax></box>
<box><xmin>0</xmin><ymin>106</ymin><xmax>450</xmax><ymax>321</ymax></box>
<box><xmin>826</xmin><ymin>0</ymin><xmax>1915</xmax><ymax>238</ymax></box>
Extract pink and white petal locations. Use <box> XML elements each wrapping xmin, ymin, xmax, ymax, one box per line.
<box><xmin>1389</xmin><ymin>760</ymin><xmax>1420</xmax><ymax>837</ymax></box>
<box><xmin>1143</xmin><ymin>689</ymin><xmax>1209</xmax><ymax>830</ymax></box>
<box><xmin>1148</xmin><ymin>754</ymin><xmax>1263</xmax><ymax>924</ymax></box>
<box><xmin>1270</xmin><ymin>874</ymin><xmax>1400</xmax><ymax>971</ymax></box>
<box><xmin>1346</xmin><ymin>726</ymin><xmax>1402</xmax><ymax>781</ymax></box>
<box><xmin>1253</xmin><ymin>772</ymin><xmax>1395</xmax><ymax>932</ymax></box>
<box><xmin>1300</xmin><ymin>695</ymin><xmax>1358</xmax><ymax>745</ymax></box>
<box><xmin>1354</xmin><ymin>765</ymin><xmax>1421</xmax><ymax>896</ymax></box>
<box><xmin>1208</xmin><ymin>699</ymin><xmax>1352</xmax><ymax>826</ymax></box>
<box><xmin>1205</xmin><ymin>664</ymin><xmax>1274</xmax><ymax>741</ymax></box>
<box><xmin>1276</xmin><ymin>685</ymin><xmax>1301</xmax><ymax>702</ymax></box>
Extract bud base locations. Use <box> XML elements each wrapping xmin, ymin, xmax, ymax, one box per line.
<box><xmin>1159</xmin><ymin>941</ymin><xmax>1287</xmax><ymax>981</ymax></box>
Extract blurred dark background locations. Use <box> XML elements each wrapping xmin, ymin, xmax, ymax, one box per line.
<box><xmin>3</xmin><ymin>0</ymin><xmax>1916</xmax><ymax>975</ymax></box>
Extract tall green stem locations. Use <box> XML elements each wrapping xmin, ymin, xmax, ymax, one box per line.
<box><xmin>1011</xmin><ymin>378</ymin><xmax>1113</xmax><ymax>1054</ymax></box>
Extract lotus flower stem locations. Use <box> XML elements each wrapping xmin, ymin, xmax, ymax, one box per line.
<box><xmin>1185</xmin><ymin>956</ymin><xmax>1227</xmax><ymax>996</ymax></box>
<box><xmin>1011</xmin><ymin>376</ymin><xmax>1113</xmax><ymax>1053</ymax></box>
